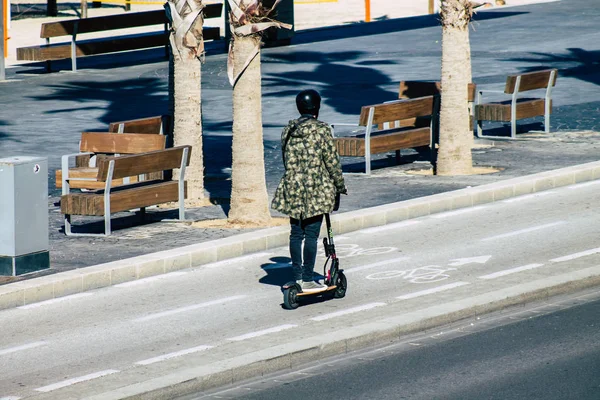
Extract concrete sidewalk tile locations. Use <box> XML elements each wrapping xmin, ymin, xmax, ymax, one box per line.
<box><xmin>491</xmin><ymin>184</ymin><xmax>515</xmax><ymax>201</ymax></box>
<box><xmin>0</xmin><ymin>286</ymin><xmax>24</xmax><ymax>309</ymax></box>
<box><xmin>134</xmin><ymin>254</ymin><xmax>166</xmax><ymax>279</ymax></box>
<box><xmin>513</xmin><ymin>178</ymin><xmax>536</xmax><ymax>196</ymax></box>
<box><xmin>383</xmin><ymin>204</ymin><xmax>409</xmax><ymax>224</ymax></box>
<box><xmin>23</xmin><ymin>280</ymin><xmax>55</xmax><ymax>305</ymax></box>
<box><xmin>345</xmin><ymin>322</ymin><xmax>400</xmax><ymax>352</ymax></box>
<box><xmin>215</xmin><ymin>240</ymin><xmax>244</xmax><ymax>261</ymax></box>
<box><xmin>533</xmin><ymin>176</ymin><xmax>556</xmax><ymax>192</ymax></box>
<box><xmin>263</xmin><ymin>226</ymin><xmax>290</xmax><ymax>249</ymax></box>
<box><xmin>51</xmin><ymin>271</ymin><xmax>84</xmax><ymax>298</ymax></box>
<box><xmin>574</xmin><ymin>168</ymin><xmax>594</xmax><ymax>183</ymax></box>
<box><xmin>82</xmin><ymin>268</ymin><xmax>112</xmax><ymax>291</ymax></box>
<box><xmin>428</xmin><ymin>197</ymin><xmax>454</xmax><ymax>214</ymax></box>
<box><xmin>162</xmin><ymin>249</ymin><xmax>192</xmax><ymax>273</ymax></box>
<box><xmin>337</xmin><ymin>214</ymin><xmax>365</xmax><ymax>234</ymax></box>
<box><xmin>407</xmin><ymin>201</ymin><xmax>431</xmax><ymax>219</ymax></box>
<box><xmin>190</xmin><ymin>244</ymin><xmax>219</xmax><ymax>266</ymax></box>
<box><xmin>552</xmin><ymin>171</ymin><xmax>576</xmax><ymax>187</ymax></box>
<box><xmin>593</xmin><ymin>165</ymin><xmax>600</xmax><ymax>179</ymax></box>
<box><xmin>241</xmin><ymin>235</ymin><xmax>268</xmax><ymax>254</ymax></box>
<box><xmin>108</xmin><ymin>263</ymin><xmax>137</xmax><ymax>285</ymax></box>
<box><xmin>450</xmin><ymin>191</ymin><xmax>473</xmax><ymax>210</ymax></box>
<box><xmin>470</xmin><ymin>187</ymin><xmax>495</xmax><ymax>205</ymax></box>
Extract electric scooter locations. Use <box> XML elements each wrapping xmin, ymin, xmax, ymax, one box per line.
<box><xmin>282</xmin><ymin>213</ymin><xmax>347</xmax><ymax>310</ymax></box>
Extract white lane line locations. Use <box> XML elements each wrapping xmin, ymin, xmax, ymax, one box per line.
<box><xmin>396</xmin><ymin>282</ymin><xmax>470</xmax><ymax>300</ymax></box>
<box><xmin>310</xmin><ymin>303</ymin><xmax>386</xmax><ymax>321</ymax></box>
<box><xmin>480</xmin><ymin>221</ymin><xmax>565</xmax><ymax>242</ymax></box>
<box><xmin>35</xmin><ymin>370</ymin><xmax>119</xmax><ymax>393</ymax></box>
<box><xmin>358</xmin><ymin>220</ymin><xmax>421</xmax><ymax>234</ymax></box>
<box><xmin>17</xmin><ymin>293</ymin><xmax>93</xmax><ymax>310</ymax></box>
<box><xmin>0</xmin><ymin>396</ymin><xmax>21</xmax><ymax>400</ymax></box>
<box><xmin>478</xmin><ymin>264</ymin><xmax>545</xmax><ymax>280</ymax></box>
<box><xmin>134</xmin><ymin>295</ymin><xmax>247</xmax><ymax>322</ymax></box>
<box><xmin>430</xmin><ymin>206</ymin><xmax>487</xmax><ymax>219</ymax></box>
<box><xmin>203</xmin><ymin>252</ymin><xmax>273</xmax><ymax>269</ymax></box>
<box><xmin>345</xmin><ymin>256</ymin><xmax>410</xmax><ymax>274</ymax></box>
<box><xmin>114</xmin><ymin>272</ymin><xmax>188</xmax><ymax>288</ymax></box>
<box><xmin>550</xmin><ymin>248</ymin><xmax>600</xmax><ymax>263</ymax></box>
<box><xmin>568</xmin><ymin>180</ymin><xmax>600</xmax><ymax>189</ymax></box>
<box><xmin>135</xmin><ymin>345</ymin><xmax>213</xmax><ymax>366</ymax></box>
<box><xmin>227</xmin><ymin>324</ymin><xmax>297</xmax><ymax>342</ymax></box>
<box><xmin>502</xmin><ymin>191</ymin><xmax>555</xmax><ymax>203</ymax></box>
<box><xmin>0</xmin><ymin>341</ymin><xmax>46</xmax><ymax>356</ymax></box>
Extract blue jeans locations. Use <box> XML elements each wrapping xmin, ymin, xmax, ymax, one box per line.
<box><xmin>289</xmin><ymin>215</ymin><xmax>323</xmax><ymax>282</ymax></box>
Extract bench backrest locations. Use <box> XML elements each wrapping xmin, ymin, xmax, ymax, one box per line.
<box><xmin>79</xmin><ymin>132</ymin><xmax>166</xmax><ymax>154</ymax></box>
<box><xmin>359</xmin><ymin>96</ymin><xmax>437</xmax><ymax>127</ymax></box>
<box><xmin>108</xmin><ymin>115</ymin><xmax>167</xmax><ymax>134</ymax></box>
<box><xmin>504</xmin><ymin>69</ymin><xmax>558</xmax><ymax>94</ymax></box>
<box><xmin>40</xmin><ymin>4</ymin><xmax>223</xmax><ymax>38</ymax></box>
<box><xmin>399</xmin><ymin>81</ymin><xmax>477</xmax><ymax>102</ymax></box>
<box><xmin>96</xmin><ymin>145</ymin><xmax>191</xmax><ymax>181</ymax></box>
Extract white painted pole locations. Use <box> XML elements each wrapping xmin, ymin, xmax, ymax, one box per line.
<box><xmin>0</xmin><ymin>0</ymin><xmax>5</xmax><ymax>81</ymax></box>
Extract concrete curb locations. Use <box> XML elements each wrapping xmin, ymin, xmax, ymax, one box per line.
<box><xmin>82</xmin><ymin>264</ymin><xmax>600</xmax><ymax>400</ymax></box>
<box><xmin>2</xmin><ymin>160</ymin><xmax>600</xmax><ymax>311</ymax></box>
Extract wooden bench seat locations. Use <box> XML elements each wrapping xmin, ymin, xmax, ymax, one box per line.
<box><xmin>17</xmin><ymin>5</ymin><xmax>223</xmax><ymax>72</ymax></box>
<box><xmin>57</xmin><ymin>131</ymin><xmax>167</xmax><ymax>191</ymax></box>
<box><xmin>475</xmin><ymin>69</ymin><xmax>558</xmax><ymax>138</ymax></box>
<box><xmin>61</xmin><ymin>145</ymin><xmax>191</xmax><ymax>236</ymax></box>
<box><xmin>333</xmin><ymin>96</ymin><xmax>439</xmax><ymax>174</ymax></box>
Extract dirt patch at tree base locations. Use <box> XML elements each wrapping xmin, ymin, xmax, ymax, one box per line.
<box><xmin>191</xmin><ymin>217</ymin><xmax>289</xmax><ymax>229</ymax></box>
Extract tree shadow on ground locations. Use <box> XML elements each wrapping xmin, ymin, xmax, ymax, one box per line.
<box><xmin>0</xmin><ymin>120</ymin><xmax>23</xmax><ymax>146</ymax></box>
<box><xmin>263</xmin><ymin>50</ymin><xmax>398</xmax><ymax>116</ymax></box>
<box><xmin>259</xmin><ymin>256</ymin><xmax>325</xmax><ymax>287</ymax></box>
<box><xmin>505</xmin><ymin>48</ymin><xmax>600</xmax><ymax>86</ymax></box>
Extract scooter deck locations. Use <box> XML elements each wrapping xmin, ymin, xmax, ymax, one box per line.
<box><xmin>297</xmin><ymin>285</ymin><xmax>337</xmax><ymax>296</ymax></box>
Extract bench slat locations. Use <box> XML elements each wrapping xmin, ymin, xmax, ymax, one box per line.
<box><xmin>61</xmin><ymin>181</ymin><xmax>186</xmax><ymax>215</ymax></box>
<box><xmin>40</xmin><ymin>5</ymin><xmax>222</xmax><ymax>38</ymax></box>
<box><xmin>18</xmin><ymin>27</ymin><xmax>220</xmax><ymax>61</ymax></box>
<box><xmin>359</xmin><ymin>96</ymin><xmax>435</xmax><ymax>126</ymax></box>
<box><xmin>505</xmin><ymin>69</ymin><xmax>558</xmax><ymax>93</ymax></box>
<box><xmin>108</xmin><ymin>116</ymin><xmax>164</xmax><ymax>133</ymax></box>
<box><xmin>96</xmin><ymin>146</ymin><xmax>191</xmax><ymax>181</ymax></box>
<box><xmin>335</xmin><ymin>127</ymin><xmax>430</xmax><ymax>157</ymax></box>
<box><xmin>80</xmin><ymin>132</ymin><xmax>166</xmax><ymax>154</ymax></box>
<box><xmin>476</xmin><ymin>98</ymin><xmax>549</xmax><ymax>122</ymax></box>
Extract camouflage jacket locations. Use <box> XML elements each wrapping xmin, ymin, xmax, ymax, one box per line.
<box><xmin>271</xmin><ymin>116</ymin><xmax>346</xmax><ymax>220</ymax></box>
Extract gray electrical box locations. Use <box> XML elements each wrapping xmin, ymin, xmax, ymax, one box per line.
<box><xmin>0</xmin><ymin>156</ymin><xmax>50</xmax><ymax>276</ymax></box>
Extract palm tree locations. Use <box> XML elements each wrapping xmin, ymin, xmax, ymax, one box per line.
<box><xmin>226</xmin><ymin>0</ymin><xmax>291</xmax><ymax>225</ymax></box>
<box><xmin>436</xmin><ymin>0</ymin><xmax>476</xmax><ymax>175</ymax></box>
<box><xmin>165</xmin><ymin>0</ymin><xmax>206</xmax><ymax>202</ymax></box>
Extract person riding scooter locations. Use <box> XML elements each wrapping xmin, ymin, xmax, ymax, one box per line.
<box><xmin>272</xmin><ymin>89</ymin><xmax>347</xmax><ymax>292</ymax></box>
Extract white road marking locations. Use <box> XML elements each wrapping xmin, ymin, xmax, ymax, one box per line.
<box><xmin>448</xmin><ymin>255</ymin><xmax>492</xmax><ymax>267</ymax></box>
<box><xmin>227</xmin><ymin>324</ymin><xmax>297</xmax><ymax>342</ymax></box>
<box><xmin>135</xmin><ymin>345</ymin><xmax>213</xmax><ymax>366</ymax></box>
<box><xmin>568</xmin><ymin>180</ymin><xmax>600</xmax><ymax>189</ymax></box>
<box><xmin>480</xmin><ymin>221</ymin><xmax>565</xmax><ymax>242</ymax></box>
<box><xmin>35</xmin><ymin>370</ymin><xmax>119</xmax><ymax>392</ymax></box>
<box><xmin>17</xmin><ymin>293</ymin><xmax>93</xmax><ymax>310</ymax></box>
<box><xmin>502</xmin><ymin>191</ymin><xmax>555</xmax><ymax>203</ymax></box>
<box><xmin>358</xmin><ymin>220</ymin><xmax>421</xmax><ymax>234</ymax></box>
<box><xmin>478</xmin><ymin>263</ymin><xmax>545</xmax><ymax>280</ymax></box>
<box><xmin>550</xmin><ymin>247</ymin><xmax>600</xmax><ymax>263</ymax></box>
<box><xmin>310</xmin><ymin>303</ymin><xmax>386</xmax><ymax>321</ymax></box>
<box><xmin>134</xmin><ymin>295</ymin><xmax>247</xmax><ymax>322</ymax></box>
<box><xmin>0</xmin><ymin>396</ymin><xmax>21</xmax><ymax>400</ymax></box>
<box><xmin>430</xmin><ymin>206</ymin><xmax>487</xmax><ymax>219</ymax></box>
<box><xmin>203</xmin><ymin>253</ymin><xmax>273</xmax><ymax>269</ymax></box>
<box><xmin>344</xmin><ymin>256</ymin><xmax>410</xmax><ymax>273</ymax></box>
<box><xmin>114</xmin><ymin>272</ymin><xmax>188</xmax><ymax>288</ymax></box>
<box><xmin>396</xmin><ymin>282</ymin><xmax>470</xmax><ymax>300</ymax></box>
<box><xmin>0</xmin><ymin>341</ymin><xmax>46</xmax><ymax>356</ymax></box>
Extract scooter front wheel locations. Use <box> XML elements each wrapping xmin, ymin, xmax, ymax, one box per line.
<box><xmin>332</xmin><ymin>271</ymin><xmax>347</xmax><ymax>299</ymax></box>
<box><xmin>283</xmin><ymin>286</ymin><xmax>300</xmax><ymax>309</ymax></box>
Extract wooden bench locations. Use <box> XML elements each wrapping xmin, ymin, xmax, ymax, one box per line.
<box><xmin>475</xmin><ymin>69</ymin><xmax>558</xmax><ymax>138</ymax></box>
<box><xmin>108</xmin><ymin>115</ymin><xmax>169</xmax><ymax>135</ymax></box>
<box><xmin>57</xmin><ymin>131</ymin><xmax>167</xmax><ymax>192</ymax></box>
<box><xmin>332</xmin><ymin>96</ymin><xmax>440</xmax><ymax>174</ymax></box>
<box><xmin>61</xmin><ymin>145</ymin><xmax>191</xmax><ymax>236</ymax></box>
<box><xmin>16</xmin><ymin>4</ymin><xmax>223</xmax><ymax>72</ymax></box>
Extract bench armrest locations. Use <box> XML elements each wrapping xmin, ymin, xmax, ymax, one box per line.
<box><xmin>61</xmin><ymin>152</ymin><xmax>94</xmax><ymax>195</ymax></box>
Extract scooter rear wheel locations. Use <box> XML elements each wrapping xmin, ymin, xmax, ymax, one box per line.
<box><xmin>283</xmin><ymin>286</ymin><xmax>300</xmax><ymax>309</ymax></box>
<box><xmin>332</xmin><ymin>271</ymin><xmax>347</xmax><ymax>299</ymax></box>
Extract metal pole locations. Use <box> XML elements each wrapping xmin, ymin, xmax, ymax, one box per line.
<box><xmin>429</xmin><ymin>0</ymin><xmax>435</xmax><ymax>14</ymax></box>
<box><xmin>47</xmin><ymin>0</ymin><xmax>57</xmax><ymax>16</ymax></box>
<box><xmin>365</xmin><ymin>0</ymin><xmax>371</xmax><ymax>22</ymax></box>
<box><xmin>0</xmin><ymin>0</ymin><xmax>5</xmax><ymax>81</ymax></box>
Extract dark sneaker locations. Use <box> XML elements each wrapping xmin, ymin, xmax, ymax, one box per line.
<box><xmin>301</xmin><ymin>281</ymin><xmax>327</xmax><ymax>292</ymax></box>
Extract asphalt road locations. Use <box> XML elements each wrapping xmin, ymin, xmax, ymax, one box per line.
<box><xmin>1</xmin><ymin>180</ymin><xmax>599</xmax><ymax>399</ymax></box>
<box><xmin>196</xmin><ymin>290</ymin><xmax>600</xmax><ymax>400</ymax></box>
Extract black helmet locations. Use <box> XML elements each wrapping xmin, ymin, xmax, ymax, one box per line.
<box><xmin>296</xmin><ymin>89</ymin><xmax>321</xmax><ymax>115</ymax></box>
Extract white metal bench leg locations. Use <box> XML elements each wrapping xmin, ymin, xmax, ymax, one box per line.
<box><xmin>544</xmin><ymin>70</ymin><xmax>556</xmax><ymax>133</ymax></box>
<box><xmin>364</xmin><ymin>107</ymin><xmax>374</xmax><ymax>175</ymax></box>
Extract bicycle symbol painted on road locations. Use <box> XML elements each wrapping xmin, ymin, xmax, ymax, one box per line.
<box><xmin>322</xmin><ymin>243</ymin><xmax>398</xmax><ymax>259</ymax></box>
<box><xmin>366</xmin><ymin>265</ymin><xmax>457</xmax><ymax>283</ymax></box>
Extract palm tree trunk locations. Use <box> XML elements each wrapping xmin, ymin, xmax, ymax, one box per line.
<box><xmin>436</xmin><ymin>18</ymin><xmax>473</xmax><ymax>175</ymax></box>
<box><xmin>172</xmin><ymin>52</ymin><xmax>204</xmax><ymax>200</ymax></box>
<box><xmin>228</xmin><ymin>35</ymin><xmax>271</xmax><ymax>224</ymax></box>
